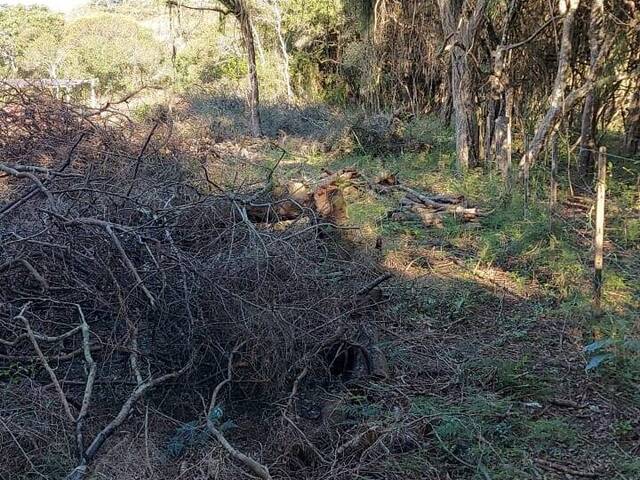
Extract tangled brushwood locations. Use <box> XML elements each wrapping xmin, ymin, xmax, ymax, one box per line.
<box><xmin>0</xmin><ymin>90</ymin><xmax>391</xmax><ymax>480</ymax></box>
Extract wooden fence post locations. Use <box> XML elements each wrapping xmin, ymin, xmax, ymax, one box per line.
<box><xmin>593</xmin><ymin>146</ymin><xmax>606</xmax><ymax>312</ymax></box>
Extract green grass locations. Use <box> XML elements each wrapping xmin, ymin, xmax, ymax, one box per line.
<box><xmin>325</xmin><ymin>116</ymin><xmax>638</xmax><ymax>370</ymax></box>
<box><xmin>271</xmin><ymin>113</ymin><xmax>639</xmax><ymax>478</ymax></box>
<box><xmin>397</xmin><ymin>393</ymin><xmax>586</xmax><ymax>478</ymax></box>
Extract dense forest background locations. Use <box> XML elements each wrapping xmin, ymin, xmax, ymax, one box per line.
<box><xmin>2</xmin><ymin>0</ymin><xmax>638</xmax><ymax>162</ymax></box>
<box><xmin>0</xmin><ymin>1</ymin><xmax>639</xmax><ymax>479</ymax></box>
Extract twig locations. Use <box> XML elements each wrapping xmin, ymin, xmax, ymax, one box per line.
<box><xmin>206</xmin><ymin>341</ymin><xmax>272</xmax><ymax>480</ymax></box>
<box><xmin>75</xmin><ymin>304</ymin><xmax>97</xmax><ymax>460</ymax></box>
<box><xmin>0</xmin><ymin>134</ymin><xmax>83</xmax><ymax>218</ymax></box>
<box><xmin>167</xmin><ymin>0</ymin><xmax>230</xmax><ymax>15</ymax></box>
<box><xmin>66</xmin><ymin>365</ymin><xmax>189</xmax><ymax>480</ymax></box>
<box><xmin>0</xmin><ymin>162</ymin><xmax>55</xmax><ymax>205</ymax></box>
<box><xmin>535</xmin><ymin>458</ymin><xmax>599</xmax><ymax>478</ymax></box>
<box><xmin>283</xmin><ymin>365</ymin><xmax>308</xmax><ymax>417</ymax></box>
<box><xmin>125</xmin><ymin>121</ymin><xmax>160</xmax><ymax>198</ymax></box>
<box><xmin>0</xmin><ymin>323</ymin><xmax>81</xmax><ymax>347</ymax></box>
<box><xmin>0</xmin><ymin>416</ymin><xmax>48</xmax><ymax>479</ymax></box>
<box><xmin>356</xmin><ymin>272</ymin><xmax>393</xmax><ymax>296</ymax></box>
<box><xmin>18</xmin><ymin>304</ymin><xmax>75</xmax><ymax>423</ymax></box>
<box><xmin>104</xmin><ymin>224</ymin><xmax>156</xmax><ymax>307</ymax></box>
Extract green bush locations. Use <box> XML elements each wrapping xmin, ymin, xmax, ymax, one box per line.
<box><xmin>0</xmin><ymin>6</ymin><xmax>64</xmax><ymax>77</ymax></box>
<box><xmin>175</xmin><ymin>26</ymin><xmax>247</xmax><ymax>88</ymax></box>
<box><xmin>61</xmin><ymin>14</ymin><xmax>163</xmax><ymax>93</ymax></box>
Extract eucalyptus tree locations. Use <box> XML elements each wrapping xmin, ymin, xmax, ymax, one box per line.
<box><xmin>168</xmin><ymin>0</ymin><xmax>262</xmax><ymax>136</ymax></box>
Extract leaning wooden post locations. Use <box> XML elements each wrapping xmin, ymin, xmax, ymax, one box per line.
<box><xmin>593</xmin><ymin>146</ymin><xmax>607</xmax><ymax>312</ymax></box>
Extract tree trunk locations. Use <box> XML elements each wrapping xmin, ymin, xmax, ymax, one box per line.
<box><xmin>485</xmin><ymin>0</ymin><xmax>519</xmax><ymax>167</ymax></box>
<box><xmin>451</xmin><ymin>50</ymin><xmax>479</xmax><ymax>170</ymax></box>
<box><xmin>495</xmin><ymin>89</ymin><xmax>513</xmax><ymax>180</ymax></box>
<box><xmin>579</xmin><ymin>90</ymin><xmax>597</xmax><ymax>176</ymax></box>
<box><xmin>519</xmin><ymin>0</ymin><xmax>581</xmax><ymax>171</ymax></box>
<box><xmin>624</xmin><ymin>79</ymin><xmax>640</xmax><ymax>155</ymax></box>
<box><xmin>439</xmin><ymin>74</ymin><xmax>453</xmax><ymax>125</ymax></box>
<box><xmin>550</xmin><ymin>131</ymin><xmax>558</xmax><ymax>207</ymax></box>
<box><xmin>438</xmin><ymin>0</ymin><xmax>487</xmax><ymax>172</ymax></box>
<box><xmin>272</xmin><ymin>1</ymin><xmax>293</xmax><ymax>99</ymax></box>
<box><xmin>579</xmin><ymin>0</ymin><xmax>604</xmax><ymax>178</ymax></box>
<box><xmin>251</xmin><ymin>22</ymin><xmax>266</xmax><ymax>65</ymax></box>
<box><xmin>235</xmin><ymin>0</ymin><xmax>262</xmax><ymax>136</ymax></box>
<box><xmin>484</xmin><ymin>100</ymin><xmax>497</xmax><ymax>166</ymax></box>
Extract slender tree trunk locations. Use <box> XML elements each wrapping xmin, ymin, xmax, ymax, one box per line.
<box><xmin>485</xmin><ymin>100</ymin><xmax>497</xmax><ymax>165</ymax></box>
<box><xmin>550</xmin><ymin>131</ymin><xmax>558</xmax><ymax>207</ymax></box>
<box><xmin>593</xmin><ymin>146</ymin><xmax>607</xmax><ymax>312</ymax></box>
<box><xmin>519</xmin><ymin>0</ymin><xmax>581</xmax><ymax>171</ymax></box>
<box><xmin>171</xmin><ymin>1</ymin><xmax>261</xmax><ymax>135</ymax></box>
<box><xmin>485</xmin><ymin>0</ymin><xmax>519</xmax><ymax>167</ymax></box>
<box><xmin>235</xmin><ymin>0</ymin><xmax>262</xmax><ymax>136</ymax></box>
<box><xmin>438</xmin><ymin>0</ymin><xmax>487</xmax><ymax>172</ymax></box>
<box><xmin>252</xmin><ymin>22</ymin><xmax>266</xmax><ymax>65</ymax></box>
<box><xmin>495</xmin><ymin>89</ymin><xmax>514</xmax><ymax>180</ymax></box>
<box><xmin>624</xmin><ymin>79</ymin><xmax>640</xmax><ymax>155</ymax></box>
<box><xmin>439</xmin><ymin>73</ymin><xmax>453</xmax><ymax>125</ymax></box>
<box><xmin>579</xmin><ymin>91</ymin><xmax>598</xmax><ymax>176</ymax></box>
<box><xmin>579</xmin><ymin>0</ymin><xmax>604</xmax><ymax>178</ymax></box>
<box><xmin>272</xmin><ymin>1</ymin><xmax>293</xmax><ymax>99</ymax></box>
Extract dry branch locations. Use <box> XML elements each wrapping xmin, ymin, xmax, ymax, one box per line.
<box><xmin>206</xmin><ymin>342</ymin><xmax>272</xmax><ymax>480</ymax></box>
<box><xmin>0</xmin><ymin>161</ymin><xmax>55</xmax><ymax>205</ymax></box>
<box><xmin>394</xmin><ymin>184</ymin><xmax>481</xmax><ymax>217</ymax></box>
<box><xmin>18</xmin><ymin>304</ymin><xmax>76</xmax><ymax>423</ymax></box>
<box><xmin>0</xmin><ymin>91</ymin><xmax>384</xmax><ymax>480</ymax></box>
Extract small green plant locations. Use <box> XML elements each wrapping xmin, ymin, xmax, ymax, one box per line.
<box><xmin>611</xmin><ymin>419</ymin><xmax>635</xmax><ymax>440</ymax></box>
<box><xmin>525</xmin><ymin>418</ymin><xmax>577</xmax><ymax>445</ymax></box>
<box><xmin>583</xmin><ymin>337</ymin><xmax>640</xmax><ymax>371</ymax></box>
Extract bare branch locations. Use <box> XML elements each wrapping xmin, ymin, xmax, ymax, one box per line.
<box><xmin>18</xmin><ymin>304</ymin><xmax>76</xmax><ymax>423</ymax></box>
<box><xmin>166</xmin><ymin>0</ymin><xmax>230</xmax><ymax>15</ymax></box>
<box><xmin>0</xmin><ymin>162</ymin><xmax>55</xmax><ymax>204</ymax></box>
<box><xmin>206</xmin><ymin>341</ymin><xmax>272</xmax><ymax>480</ymax></box>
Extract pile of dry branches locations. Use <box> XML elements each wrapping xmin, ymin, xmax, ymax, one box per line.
<box><xmin>0</xmin><ymin>90</ymin><xmax>388</xmax><ymax>479</ymax></box>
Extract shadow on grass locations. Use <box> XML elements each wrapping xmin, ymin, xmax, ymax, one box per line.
<box><xmin>185</xmin><ymin>94</ymin><xmax>351</xmax><ymax>141</ymax></box>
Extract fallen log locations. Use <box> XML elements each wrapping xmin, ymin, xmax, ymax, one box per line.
<box><xmin>246</xmin><ymin>169</ymin><xmax>355</xmax><ymax>224</ymax></box>
<box><xmin>395</xmin><ymin>184</ymin><xmax>482</xmax><ymax>217</ymax></box>
<box><xmin>400</xmin><ymin>196</ymin><xmax>479</xmax><ymax>220</ymax></box>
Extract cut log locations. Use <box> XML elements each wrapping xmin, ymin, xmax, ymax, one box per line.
<box><xmin>401</xmin><ymin>191</ymin><xmax>482</xmax><ymax>218</ymax></box>
<box><xmin>409</xmin><ymin>205</ymin><xmax>445</xmax><ymax>227</ymax></box>
<box><xmin>247</xmin><ymin>170</ymin><xmax>355</xmax><ymax>224</ymax></box>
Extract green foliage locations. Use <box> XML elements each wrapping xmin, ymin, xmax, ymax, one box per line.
<box><xmin>289</xmin><ymin>50</ymin><xmax>324</xmax><ymax>99</ymax></box>
<box><xmin>611</xmin><ymin>419</ymin><xmax>635</xmax><ymax>440</ymax></box>
<box><xmin>524</xmin><ymin>418</ymin><xmax>577</xmax><ymax>445</ymax></box>
<box><xmin>62</xmin><ymin>14</ymin><xmax>163</xmax><ymax>92</ymax></box>
<box><xmin>339</xmin><ymin>394</ymin><xmax>385</xmax><ymax>422</ymax></box>
<box><xmin>166</xmin><ymin>421</ymin><xmax>209</xmax><ymax>458</ymax></box>
<box><xmin>0</xmin><ymin>7</ymin><xmax>163</xmax><ymax>92</ymax></box>
<box><xmin>486</xmin><ymin>357</ymin><xmax>552</xmax><ymax>400</ymax></box>
<box><xmin>0</xmin><ymin>6</ymin><xmax>64</xmax><ymax>77</ymax></box>
<box><xmin>583</xmin><ymin>335</ymin><xmax>640</xmax><ymax>396</ymax></box>
<box><xmin>175</xmin><ymin>25</ymin><xmax>247</xmax><ymax>88</ymax></box>
<box><xmin>282</xmin><ymin>0</ymin><xmax>344</xmax><ymax>39</ymax></box>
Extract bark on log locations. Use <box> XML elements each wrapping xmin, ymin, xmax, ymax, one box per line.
<box><xmin>395</xmin><ymin>184</ymin><xmax>481</xmax><ymax>216</ymax></box>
